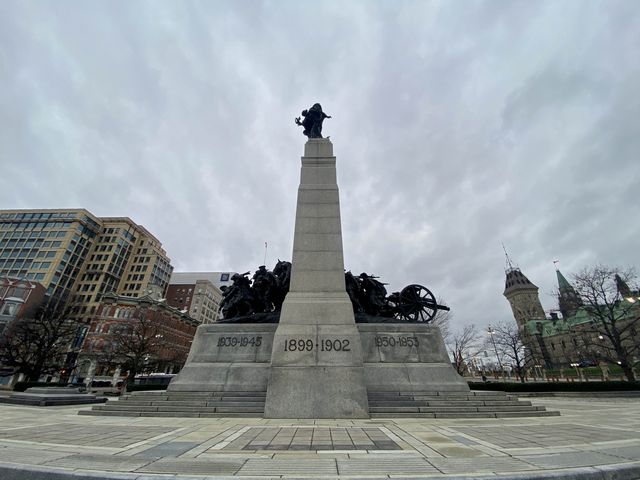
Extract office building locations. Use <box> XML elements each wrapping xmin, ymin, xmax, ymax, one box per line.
<box><xmin>0</xmin><ymin>209</ymin><xmax>173</xmax><ymax>315</ymax></box>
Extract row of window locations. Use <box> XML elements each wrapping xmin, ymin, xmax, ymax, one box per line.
<box><xmin>0</xmin><ymin>239</ymin><xmax>63</xmax><ymax>249</ymax></box>
<box><xmin>0</xmin><ymin>212</ymin><xmax>78</xmax><ymax>220</ymax></box>
<box><xmin>0</xmin><ymin>230</ymin><xmax>68</xmax><ymax>240</ymax></box>
<box><xmin>0</xmin><ymin>221</ymin><xmax>72</xmax><ymax>231</ymax></box>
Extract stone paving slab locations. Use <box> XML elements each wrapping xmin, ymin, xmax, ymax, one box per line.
<box><xmin>0</xmin><ymin>397</ymin><xmax>638</xmax><ymax>478</ymax></box>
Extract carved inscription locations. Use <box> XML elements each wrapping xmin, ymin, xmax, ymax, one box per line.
<box><xmin>217</xmin><ymin>336</ymin><xmax>263</xmax><ymax>347</ymax></box>
<box><xmin>374</xmin><ymin>336</ymin><xmax>419</xmax><ymax>348</ymax></box>
<box><xmin>283</xmin><ymin>338</ymin><xmax>351</xmax><ymax>352</ymax></box>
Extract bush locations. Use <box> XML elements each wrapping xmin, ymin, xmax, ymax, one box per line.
<box><xmin>469</xmin><ymin>381</ymin><xmax>640</xmax><ymax>392</ymax></box>
<box><xmin>13</xmin><ymin>381</ymin><xmax>67</xmax><ymax>392</ymax></box>
<box><xmin>125</xmin><ymin>383</ymin><xmax>169</xmax><ymax>392</ymax></box>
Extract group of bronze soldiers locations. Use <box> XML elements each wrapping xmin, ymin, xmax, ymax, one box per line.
<box><xmin>220</xmin><ymin>262</ymin><xmax>397</xmax><ymax>319</ymax></box>
<box><xmin>219</xmin><ymin>261</ymin><xmax>291</xmax><ymax>319</ymax></box>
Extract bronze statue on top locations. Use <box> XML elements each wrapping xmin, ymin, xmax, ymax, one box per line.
<box><xmin>219</xmin><ymin>261</ymin><xmax>449</xmax><ymax>324</ymax></box>
<box><xmin>295</xmin><ymin>103</ymin><xmax>331</xmax><ymax>138</ymax></box>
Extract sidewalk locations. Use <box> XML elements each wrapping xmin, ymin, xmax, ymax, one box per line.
<box><xmin>0</xmin><ymin>396</ymin><xmax>638</xmax><ymax>479</ymax></box>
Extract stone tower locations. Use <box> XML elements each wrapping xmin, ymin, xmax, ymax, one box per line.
<box><xmin>503</xmin><ymin>264</ymin><xmax>546</xmax><ymax>331</ymax></box>
<box><xmin>502</xmin><ymin>254</ymin><xmax>550</xmax><ymax>367</ymax></box>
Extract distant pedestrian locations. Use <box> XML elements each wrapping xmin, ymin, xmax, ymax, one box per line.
<box><xmin>481</xmin><ymin>374</ymin><xmax>487</xmax><ymax>382</ymax></box>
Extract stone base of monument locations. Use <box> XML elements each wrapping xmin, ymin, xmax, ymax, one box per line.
<box><xmin>82</xmin><ymin>323</ymin><xmax>558</xmax><ymax>418</ymax></box>
<box><xmin>0</xmin><ymin>387</ymin><xmax>107</xmax><ymax>407</ymax></box>
<box><xmin>166</xmin><ymin>324</ymin><xmax>274</xmax><ymax>392</ymax></box>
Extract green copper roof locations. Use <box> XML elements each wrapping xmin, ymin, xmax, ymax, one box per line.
<box><xmin>556</xmin><ymin>269</ymin><xmax>574</xmax><ymax>292</ymax></box>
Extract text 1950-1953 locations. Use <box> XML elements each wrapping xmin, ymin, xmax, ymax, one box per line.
<box><xmin>374</xmin><ymin>336</ymin><xmax>419</xmax><ymax>347</ymax></box>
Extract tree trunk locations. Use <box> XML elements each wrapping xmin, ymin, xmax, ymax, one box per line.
<box><xmin>125</xmin><ymin>368</ymin><xmax>137</xmax><ymax>392</ymax></box>
<box><xmin>621</xmin><ymin>365</ymin><xmax>636</xmax><ymax>382</ymax></box>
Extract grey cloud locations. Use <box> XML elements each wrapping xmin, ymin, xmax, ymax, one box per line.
<box><xmin>1</xmin><ymin>0</ymin><xmax>639</xmax><ymax>332</ymax></box>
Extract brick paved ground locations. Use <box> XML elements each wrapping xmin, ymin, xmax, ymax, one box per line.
<box><xmin>0</xmin><ymin>395</ymin><xmax>638</xmax><ymax>478</ymax></box>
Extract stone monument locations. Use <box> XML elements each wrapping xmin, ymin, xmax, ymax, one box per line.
<box><xmin>83</xmin><ymin>104</ymin><xmax>557</xmax><ymax>419</ymax></box>
<box><xmin>264</xmin><ymin>138</ymin><xmax>369</xmax><ymax>418</ymax></box>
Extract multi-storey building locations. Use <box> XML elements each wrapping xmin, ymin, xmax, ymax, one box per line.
<box><xmin>166</xmin><ymin>273</ymin><xmax>227</xmax><ymax>324</ymax></box>
<box><xmin>72</xmin><ymin>216</ymin><xmax>173</xmax><ymax>316</ymax></box>
<box><xmin>78</xmin><ymin>292</ymin><xmax>198</xmax><ymax>382</ymax></box>
<box><xmin>0</xmin><ymin>209</ymin><xmax>173</xmax><ymax>316</ymax></box>
<box><xmin>0</xmin><ymin>277</ymin><xmax>47</xmax><ymax>335</ymax></box>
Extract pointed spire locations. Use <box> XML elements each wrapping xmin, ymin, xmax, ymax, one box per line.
<box><xmin>502</xmin><ymin>243</ymin><xmax>518</xmax><ymax>273</ymax></box>
<box><xmin>555</xmin><ymin>268</ymin><xmax>573</xmax><ymax>292</ymax></box>
<box><xmin>554</xmin><ymin>262</ymin><xmax>582</xmax><ymax>318</ymax></box>
<box><xmin>615</xmin><ymin>274</ymin><xmax>632</xmax><ymax>298</ymax></box>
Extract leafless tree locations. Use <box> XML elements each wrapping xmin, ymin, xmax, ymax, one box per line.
<box><xmin>108</xmin><ymin>308</ymin><xmax>164</xmax><ymax>388</ymax></box>
<box><xmin>572</xmin><ymin>265</ymin><xmax>639</xmax><ymax>381</ymax></box>
<box><xmin>491</xmin><ymin>321</ymin><xmax>531</xmax><ymax>383</ymax></box>
<box><xmin>431</xmin><ymin>297</ymin><xmax>452</xmax><ymax>343</ymax></box>
<box><xmin>448</xmin><ymin>324</ymin><xmax>481</xmax><ymax>375</ymax></box>
<box><xmin>0</xmin><ymin>305</ymin><xmax>80</xmax><ymax>382</ymax></box>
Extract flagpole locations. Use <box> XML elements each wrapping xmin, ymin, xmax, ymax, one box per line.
<box><xmin>263</xmin><ymin>242</ymin><xmax>268</xmax><ymax>266</ymax></box>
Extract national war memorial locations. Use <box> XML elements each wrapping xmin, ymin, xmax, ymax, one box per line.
<box><xmin>84</xmin><ymin>105</ymin><xmax>554</xmax><ymax>419</ymax></box>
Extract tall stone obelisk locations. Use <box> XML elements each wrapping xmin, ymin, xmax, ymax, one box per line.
<box><xmin>264</xmin><ymin>138</ymin><xmax>369</xmax><ymax>418</ymax></box>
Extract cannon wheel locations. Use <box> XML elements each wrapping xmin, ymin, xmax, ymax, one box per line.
<box><xmin>398</xmin><ymin>284</ymin><xmax>437</xmax><ymax>322</ymax></box>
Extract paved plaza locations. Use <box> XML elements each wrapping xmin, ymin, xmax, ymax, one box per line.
<box><xmin>0</xmin><ymin>395</ymin><xmax>639</xmax><ymax>479</ymax></box>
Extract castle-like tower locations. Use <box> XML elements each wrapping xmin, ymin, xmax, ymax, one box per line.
<box><xmin>502</xmin><ymin>253</ymin><xmax>550</xmax><ymax>366</ymax></box>
<box><xmin>502</xmin><ymin>257</ymin><xmax>546</xmax><ymax>331</ymax></box>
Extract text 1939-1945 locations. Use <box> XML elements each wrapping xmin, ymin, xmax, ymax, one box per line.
<box><xmin>217</xmin><ymin>336</ymin><xmax>263</xmax><ymax>347</ymax></box>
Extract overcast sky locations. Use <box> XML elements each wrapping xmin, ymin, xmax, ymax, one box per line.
<box><xmin>1</xmin><ymin>0</ymin><xmax>639</xmax><ymax>333</ymax></box>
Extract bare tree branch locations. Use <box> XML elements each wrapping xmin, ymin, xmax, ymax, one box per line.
<box><xmin>448</xmin><ymin>324</ymin><xmax>481</xmax><ymax>375</ymax></box>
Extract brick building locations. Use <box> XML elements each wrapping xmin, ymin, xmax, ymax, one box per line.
<box><xmin>166</xmin><ymin>272</ymin><xmax>230</xmax><ymax>324</ymax></box>
<box><xmin>76</xmin><ymin>292</ymin><xmax>198</xmax><ymax>383</ymax></box>
<box><xmin>0</xmin><ymin>277</ymin><xmax>47</xmax><ymax>335</ymax></box>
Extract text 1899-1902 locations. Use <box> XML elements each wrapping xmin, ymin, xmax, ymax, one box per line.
<box><xmin>283</xmin><ymin>338</ymin><xmax>351</xmax><ymax>352</ymax></box>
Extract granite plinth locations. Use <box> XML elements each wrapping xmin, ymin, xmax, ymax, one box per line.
<box><xmin>167</xmin><ymin>323</ymin><xmax>275</xmax><ymax>392</ymax></box>
<box><xmin>359</xmin><ymin>323</ymin><xmax>469</xmax><ymax>392</ymax></box>
<box><xmin>0</xmin><ymin>386</ymin><xmax>106</xmax><ymax>406</ymax></box>
<box><xmin>265</xmin><ymin>139</ymin><xmax>369</xmax><ymax>418</ymax></box>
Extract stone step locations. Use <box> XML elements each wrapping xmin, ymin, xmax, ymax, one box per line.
<box><xmin>368</xmin><ymin>394</ymin><xmax>513</xmax><ymax>401</ymax></box>
<box><xmin>368</xmin><ymin>400</ymin><xmax>531</xmax><ymax>407</ymax></box>
<box><xmin>93</xmin><ymin>404</ymin><xmax>266</xmax><ymax>413</ymax></box>
<box><xmin>118</xmin><ymin>397</ymin><xmax>264</xmax><ymax>407</ymax></box>
<box><xmin>369</xmin><ymin>405</ymin><xmax>546</xmax><ymax>414</ymax></box>
<box><xmin>367</xmin><ymin>391</ymin><xmax>511</xmax><ymax>397</ymax></box>
<box><xmin>162</xmin><ymin>395</ymin><xmax>266</xmax><ymax>402</ymax></box>
<box><xmin>130</xmin><ymin>390</ymin><xmax>267</xmax><ymax>396</ymax></box>
<box><xmin>496</xmin><ymin>411</ymin><xmax>561</xmax><ymax>417</ymax></box>
<box><xmin>79</xmin><ymin>410</ymin><xmax>263</xmax><ymax>418</ymax></box>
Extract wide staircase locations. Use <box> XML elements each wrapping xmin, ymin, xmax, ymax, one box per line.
<box><xmin>79</xmin><ymin>390</ymin><xmax>266</xmax><ymax>417</ymax></box>
<box><xmin>368</xmin><ymin>390</ymin><xmax>559</xmax><ymax>418</ymax></box>
<box><xmin>81</xmin><ymin>389</ymin><xmax>558</xmax><ymax>418</ymax></box>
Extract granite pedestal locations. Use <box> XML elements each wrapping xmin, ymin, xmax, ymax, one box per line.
<box><xmin>0</xmin><ymin>386</ymin><xmax>106</xmax><ymax>406</ymax></box>
<box><xmin>264</xmin><ymin>139</ymin><xmax>369</xmax><ymax>418</ymax></box>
